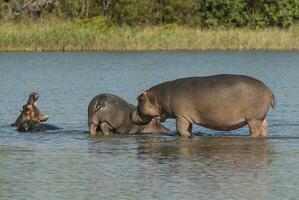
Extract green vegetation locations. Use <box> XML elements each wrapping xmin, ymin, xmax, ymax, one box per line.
<box><xmin>1</xmin><ymin>19</ymin><xmax>298</xmax><ymax>51</ymax></box>
<box><xmin>0</xmin><ymin>0</ymin><xmax>298</xmax><ymax>51</ymax></box>
<box><xmin>1</xmin><ymin>0</ymin><xmax>299</xmax><ymax>28</ymax></box>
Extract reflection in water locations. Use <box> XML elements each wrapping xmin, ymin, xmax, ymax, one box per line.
<box><xmin>0</xmin><ymin>51</ymin><xmax>299</xmax><ymax>199</ymax></box>
<box><xmin>135</xmin><ymin>137</ymin><xmax>272</xmax><ymax>199</ymax></box>
<box><xmin>87</xmin><ymin>135</ymin><xmax>273</xmax><ymax>199</ymax></box>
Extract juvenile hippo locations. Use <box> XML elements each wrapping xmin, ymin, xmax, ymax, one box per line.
<box><xmin>14</xmin><ymin>92</ymin><xmax>49</xmax><ymax>126</ymax></box>
<box><xmin>88</xmin><ymin>93</ymin><xmax>168</xmax><ymax>136</ymax></box>
<box><xmin>130</xmin><ymin>74</ymin><xmax>275</xmax><ymax>138</ymax></box>
<box><xmin>17</xmin><ymin>120</ymin><xmax>59</xmax><ymax>132</ymax></box>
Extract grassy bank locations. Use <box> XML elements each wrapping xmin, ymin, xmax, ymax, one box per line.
<box><xmin>0</xmin><ymin>20</ymin><xmax>299</xmax><ymax>51</ymax></box>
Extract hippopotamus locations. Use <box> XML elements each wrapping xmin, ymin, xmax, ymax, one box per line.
<box><xmin>13</xmin><ymin>92</ymin><xmax>49</xmax><ymax>126</ymax></box>
<box><xmin>88</xmin><ymin>93</ymin><xmax>168</xmax><ymax>136</ymax></box>
<box><xmin>130</xmin><ymin>74</ymin><xmax>275</xmax><ymax>138</ymax></box>
<box><xmin>17</xmin><ymin>120</ymin><xmax>60</xmax><ymax>132</ymax></box>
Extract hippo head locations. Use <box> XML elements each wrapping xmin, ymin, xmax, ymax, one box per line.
<box><xmin>130</xmin><ymin>91</ymin><xmax>160</xmax><ymax>125</ymax></box>
<box><xmin>14</xmin><ymin>104</ymin><xmax>34</xmax><ymax>126</ymax></box>
<box><xmin>13</xmin><ymin>92</ymin><xmax>49</xmax><ymax>126</ymax></box>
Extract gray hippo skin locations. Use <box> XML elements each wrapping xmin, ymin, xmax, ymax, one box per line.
<box><xmin>14</xmin><ymin>92</ymin><xmax>49</xmax><ymax>126</ymax></box>
<box><xmin>130</xmin><ymin>74</ymin><xmax>275</xmax><ymax>138</ymax></box>
<box><xmin>88</xmin><ymin>93</ymin><xmax>168</xmax><ymax>136</ymax></box>
<box><xmin>17</xmin><ymin>120</ymin><xmax>59</xmax><ymax>133</ymax></box>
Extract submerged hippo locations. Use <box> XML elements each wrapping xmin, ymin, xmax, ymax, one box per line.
<box><xmin>88</xmin><ymin>93</ymin><xmax>168</xmax><ymax>136</ymax></box>
<box><xmin>130</xmin><ymin>74</ymin><xmax>275</xmax><ymax>138</ymax></box>
<box><xmin>13</xmin><ymin>92</ymin><xmax>49</xmax><ymax>126</ymax></box>
<box><xmin>17</xmin><ymin>120</ymin><xmax>59</xmax><ymax>133</ymax></box>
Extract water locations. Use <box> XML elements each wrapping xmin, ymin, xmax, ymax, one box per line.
<box><xmin>0</xmin><ymin>51</ymin><xmax>298</xmax><ymax>199</ymax></box>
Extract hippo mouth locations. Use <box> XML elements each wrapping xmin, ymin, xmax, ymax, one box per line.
<box><xmin>27</xmin><ymin>92</ymin><xmax>40</xmax><ymax>105</ymax></box>
<box><xmin>89</xmin><ymin>123</ymin><xmax>99</xmax><ymax>136</ymax></box>
<box><xmin>130</xmin><ymin>109</ymin><xmax>152</xmax><ymax>125</ymax></box>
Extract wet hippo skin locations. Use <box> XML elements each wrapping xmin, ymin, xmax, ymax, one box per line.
<box><xmin>88</xmin><ymin>93</ymin><xmax>168</xmax><ymax>136</ymax></box>
<box><xmin>131</xmin><ymin>74</ymin><xmax>275</xmax><ymax>138</ymax></box>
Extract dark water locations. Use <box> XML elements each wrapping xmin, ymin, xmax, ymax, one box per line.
<box><xmin>0</xmin><ymin>52</ymin><xmax>298</xmax><ymax>199</ymax></box>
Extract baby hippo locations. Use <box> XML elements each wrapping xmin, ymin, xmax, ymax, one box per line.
<box><xmin>17</xmin><ymin>120</ymin><xmax>59</xmax><ymax>133</ymax></box>
<box><xmin>88</xmin><ymin>93</ymin><xmax>168</xmax><ymax>136</ymax></box>
<box><xmin>14</xmin><ymin>92</ymin><xmax>49</xmax><ymax>126</ymax></box>
<box><xmin>131</xmin><ymin>74</ymin><xmax>275</xmax><ymax>138</ymax></box>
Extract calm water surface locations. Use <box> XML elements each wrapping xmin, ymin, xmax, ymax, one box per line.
<box><xmin>0</xmin><ymin>52</ymin><xmax>298</xmax><ymax>199</ymax></box>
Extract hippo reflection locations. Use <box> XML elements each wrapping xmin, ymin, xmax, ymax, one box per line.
<box><xmin>133</xmin><ymin>136</ymin><xmax>271</xmax><ymax>187</ymax></box>
<box><xmin>136</xmin><ymin>137</ymin><xmax>270</xmax><ymax>158</ymax></box>
<box><xmin>88</xmin><ymin>93</ymin><xmax>168</xmax><ymax>136</ymax></box>
<box><xmin>131</xmin><ymin>74</ymin><xmax>275</xmax><ymax>138</ymax></box>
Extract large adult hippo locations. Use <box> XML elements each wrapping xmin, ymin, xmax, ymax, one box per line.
<box><xmin>13</xmin><ymin>92</ymin><xmax>49</xmax><ymax>126</ymax></box>
<box><xmin>88</xmin><ymin>93</ymin><xmax>168</xmax><ymax>136</ymax></box>
<box><xmin>130</xmin><ymin>74</ymin><xmax>275</xmax><ymax>138</ymax></box>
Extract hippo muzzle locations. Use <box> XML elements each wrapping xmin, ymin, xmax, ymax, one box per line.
<box><xmin>27</xmin><ymin>92</ymin><xmax>40</xmax><ymax>105</ymax></box>
<box><xmin>130</xmin><ymin>109</ymin><xmax>152</xmax><ymax>125</ymax></box>
<box><xmin>89</xmin><ymin>123</ymin><xmax>98</xmax><ymax>136</ymax></box>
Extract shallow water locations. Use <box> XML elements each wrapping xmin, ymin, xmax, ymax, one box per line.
<box><xmin>0</xmin><ymin>51</ymin><xmax>299</xmax><ymax>199</ymax></box>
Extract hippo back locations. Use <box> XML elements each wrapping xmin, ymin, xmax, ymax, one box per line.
<box><xmin>88</xmin><ymin>93</ymin><xmax>135</xmax><ymax>134</ymax></box>
<box><xmin>88</xmin><ymin>93</ymin><xmax>167</xmax><ymax>135</ymax></box>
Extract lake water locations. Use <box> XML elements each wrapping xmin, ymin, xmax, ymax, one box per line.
<box><xmin>0</xmin><ymin>51</ymin><xmax>298</xmax><ymax>199</ymax></box>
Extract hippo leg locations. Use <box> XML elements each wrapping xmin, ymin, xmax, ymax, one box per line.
<box><xmin>248</xmin><ymin>120</ymin><xmax>263</xmax><ymax>137</ymax></box>
<box><xmin>100</xmin><ymin>122</ymin><xmax>114</xmax><ymax>136</ymax></box>
<box><xmin>260</xmin><ymin>119</ymin><xmax>268</xmax><ymax>137</ymax></box>
<box><xmin>176</xmin><ymin>117</ymin><xmax>192</xmax><ymax>138</ymax></box>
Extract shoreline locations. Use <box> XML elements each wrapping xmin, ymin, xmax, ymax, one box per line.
<box><xmin>1</xmin><ymin>22</ymin><xmax>298</xmax><ymax>52</ymax></box>
<box><xmin>1</xmin><ymin>48</ymin><xmax>299</xmax><ymax>52</ymax></box>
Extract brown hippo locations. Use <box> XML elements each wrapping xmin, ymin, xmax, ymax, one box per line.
<box><xmin>88</xmin><ymin>93</ymin><xmax>168</xmax><ymax>136</ymax></box>
<box><xmin>14</xmin><ymin>92</ymin><xmax>49</xmax><ymax>126</ymax></box>
<box><xmin>16</xmin><ymin>120</ymin><xmax>60</xmax><ymax>133</ymax></box>
<box><xmin>130</xmin><ymin>74</ymin><xmax>275</xmax><ymax>138</ymax></box>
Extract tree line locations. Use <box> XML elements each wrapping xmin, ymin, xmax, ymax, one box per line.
<box><xmin>1</xmin><ymin>0</ymin><xmax>298</xmax><ymax>28</ymax></box>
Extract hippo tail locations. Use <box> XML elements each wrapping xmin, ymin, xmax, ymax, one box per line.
<box><xmin>270</xmin><ymin>93</ymin><xmax>276</xmax><ymax>109</ymax></box>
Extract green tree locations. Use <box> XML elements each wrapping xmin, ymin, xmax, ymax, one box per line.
<box><xmin>1</xmin><ymin>0</ymin><xmax>299</xmax><ymax>28</ymax></box>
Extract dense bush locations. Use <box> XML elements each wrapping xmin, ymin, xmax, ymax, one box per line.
<box><xmin>200</xmin><ymin>0</ymin><xmax>298</xmax><ymax>28</ymax></box>
<box><xmin>1</xmin><ymin>0</ymin><xmax>299</xmax><ymax>28</ymax></box>
<box><xmin>200</xmin><ymin>0</ymin><xmax>248</xmax><ymax>27</ymax></box>
<box><xmin>246</xmin><ymin>0</ymin><xmax>297</xmax><ymax>28</ymax></box>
